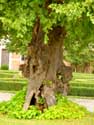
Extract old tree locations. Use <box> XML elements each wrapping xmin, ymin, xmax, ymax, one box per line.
<box><xmin>0</xmin><ymin>0</ymin><xmax>94</xmax><ymax>110</ymax></box>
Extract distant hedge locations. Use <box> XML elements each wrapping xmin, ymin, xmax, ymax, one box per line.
<box><xmin>69</xmin><ymin>72</ymin><xmax>94</xmax><ymax>96</ymax></box>
<box><xmin>0</xmin><ymin>70</ymin><xmax>94</xmax><ymax>96</ymax></box>
<box><xmin>69</xmin><ymin>86</ymin><xmax>94</xmax><ymax>97</ymax></box>
<box><xmin>0</xmin><ymin>82</ymin><xmax>26</xmax><ymax>91</ymax></box>
<box><xmin>0</xmin><ymin>64</ymin><xmax>9</xmax><ymax>70</ymax></box>
<box><xmin>0</xmin><ymin>70</ymin><xmax>26</xmax><ymax>91</ymax></box>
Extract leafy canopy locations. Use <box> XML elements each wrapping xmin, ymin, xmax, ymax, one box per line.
<box><xmin>0</xmin><ymin>0</ymin><xmax>94</xmax><ymax>53</ymax></box>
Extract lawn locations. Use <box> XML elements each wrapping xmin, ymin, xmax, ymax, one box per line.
<box><xmin>0</xmin><ymin>115</ymin><xmax>94</xmax><ymax>125</ymax></box>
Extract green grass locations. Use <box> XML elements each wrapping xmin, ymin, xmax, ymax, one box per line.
<box><xmin>0</xmin><ymin>80</ymin><xmax>26</xmax><ymax>83</ymax></box>
<box><xmin>68</xmin><ymin>95</ymin><xmax>94</xmax><ymax>99</ymax></box>
<box><xmin>0</xmin><ymin>78</ymin><xmax>27</xmax><ymax>81</ymax></box>
<box><xmin>0</xmin><ymin>115</ymin><xmax>94</xmax><ymax>125</ymax></box>
<box><xmin>73</xmin><ymin>72</ymin><xmax>94</xmax><ymax>78</ymax></box>
<box><xmin>71</xmin><ymin>83</ymin><xmax>94</xmax><ymax>87</ymax></box>
<box><xmin>0</xmin><ymin>72</ymin><xmax>20</xmax><ymax>78</ymax></box>
<box><xmin>0</xmin><ymin>70</ymin><xmax>18</xmax><ymax>73</ymax></box>
<box><xmin>0</xmin><ymin>90</ymin><xmax>16</xmax><ymax>93</ymax></box>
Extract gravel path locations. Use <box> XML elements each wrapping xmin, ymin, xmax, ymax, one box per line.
<box><xmin>0</xmin><ymin>92</ymin><xmax>94</xmax><ymax>112</ymax></box>
<box><xmin>0</xmin><ymin>92</ymin><xmax>14</xmax><ymax>102</ymax></box>
<box><xmin>68</xmin><ymin>98</ymin><xmax>94</xmax><ymax>112</ymax></box>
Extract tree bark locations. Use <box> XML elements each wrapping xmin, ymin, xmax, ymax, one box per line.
<box><xmin>21</xmin><ymin>18</ymin><xmax>72</xmax><ymax>111</ymax></box>
<box><xmin>21</xmin><ymin>0</ymin><xmax>72</xmax><ymax>111</ymax></box>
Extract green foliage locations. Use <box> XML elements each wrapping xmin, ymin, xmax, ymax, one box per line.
<box><xmin>38</xmin><ymin>97</ymin><xmax>45</xmax><ymax>105</ymax></box>
<box><xmin>0</xmin><ymin>89</ymin><xmax>89</xmax><ymax>120</ymax></box>
<box><xmin>0</xmin><ymin>88</ymin><xmax>41</xmax><ymax>119</ymax></box>
<box><xmin>0</xmin><ymin>64</ymin><xmax>9</xmax><ymax>70</ymax></box>
<box><xmin>0</xmin><ymin>0</ymin><xmax>94</xmax><ymax>53</ymax></box>
<box><xmin>64</xmin><ymin>38</ymin><xmax>94</xmax><ymax>65</ymax></box>
<box><xmin>37</xmin><ymin>94</ymin><xmax>88</xmax><ymax>120</ymax></box>
<box><xmin>50</xmin><ymin>1</ymin><xmax>94</xmax><ymax>65</ymax></box>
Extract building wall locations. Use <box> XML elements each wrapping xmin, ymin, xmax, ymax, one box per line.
<box><xmin>1</xmin><ymin>49</ymin><xmax>9</xmax><ymax>66</ymax></box>
<box><xmin>9</xmin><ymin>53</ymin><xmax>21</xmax><ymax>70</ymax></box>
<box><xmin>0</xmin><ymin>45</ymin><xmax>22</xmax><ymax>70</ymax></box>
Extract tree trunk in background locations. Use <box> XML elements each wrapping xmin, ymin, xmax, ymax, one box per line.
<box><xmin>72</xmin><ymin>63</ymin><xmax>93</xmax><ymax>73</ymax></box>
<box><xmin>83</xmin><ymin>63</ymin><xmax>91</xmax><ymax>73</ymax></box>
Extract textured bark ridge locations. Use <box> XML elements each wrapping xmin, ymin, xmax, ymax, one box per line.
<box><xmin>20</xmin><ymin>18</ymin><xmax>72</xmax><ymax>111</ymax></box>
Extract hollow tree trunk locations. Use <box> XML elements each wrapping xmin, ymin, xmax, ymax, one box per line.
<box><xmin>20</xmin><ymin>0</ymin><xmax>72</xmax><ymax>111</ymax></box>
<box><xmin>21</xmin><ymin>18</ymin><xmax>72</xmax><ymax>111</ymax></box>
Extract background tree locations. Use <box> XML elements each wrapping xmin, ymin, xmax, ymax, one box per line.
<box><xmin>0</xmin><ymin>0</ymin><xmax>94</xmax><ymax>110</ymax></box>
<box><xmin>64</xmin><ymin>41</ymin><xmax>94</xmax><ymax>73</ymax></box>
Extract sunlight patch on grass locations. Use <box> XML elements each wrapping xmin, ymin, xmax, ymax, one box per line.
<box><xmin>0</xmin><ymin>115</ymin><xmax>94</xmax><ymax>125</ymax></box>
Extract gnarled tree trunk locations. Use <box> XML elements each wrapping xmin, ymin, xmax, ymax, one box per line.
<box><xmin>20</xmin><ymin>18</ymin><xmax>72</xmax><ymax>111</ymax></box>
<box><xmin>20</xmin><ymin>0</ymin><xmax>72</xmax><ymax>111</ymax></box>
